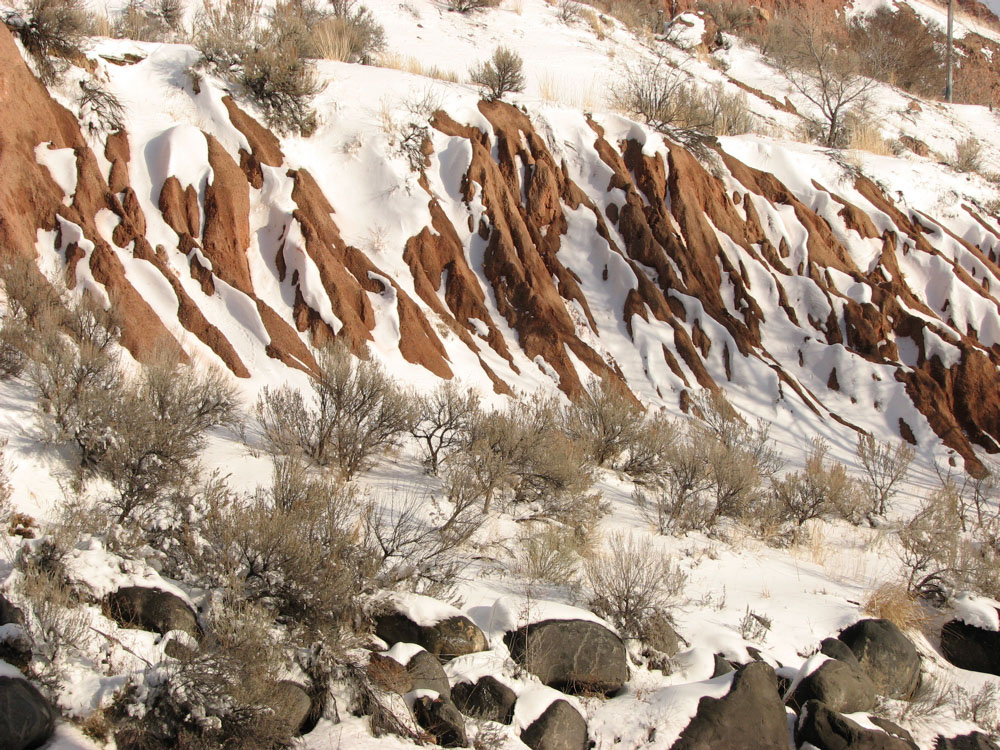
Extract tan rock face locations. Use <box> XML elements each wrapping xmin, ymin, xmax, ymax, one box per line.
<box><xmin>4</xmin><ymin>25</ymin><xmax>1000</xmax><ymax>473</ymax></box>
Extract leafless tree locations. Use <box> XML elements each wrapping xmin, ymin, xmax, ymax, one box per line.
<box><xmin>410</xmin><ymin>381</ymin><xmax>480</xmax><ymax>475</ymax></box>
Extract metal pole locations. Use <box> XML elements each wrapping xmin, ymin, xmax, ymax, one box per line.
<box><xmin>946</xmin><ymin>0</ymin><xmax>954</xmax><ymax>103</ymax></box>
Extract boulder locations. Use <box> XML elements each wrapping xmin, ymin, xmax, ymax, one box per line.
<box><xmin>504</xmin><ymin>619</ymin><xmax>627</xmax><ymax>695</ymax></box>
<box><xmin>519</xmin><ymin>699</ymin><xmax>588</xmax><ymax>750</ymax></box>
<box><xmin>376</xmin><ymin>611</ymin><xmax>488</xmax><ymax>661</ymax></box>
<box><xmin>796</xmin><ymin>700</ymin><xmax>918</xmax><ymax>750</ymax></box>
<box><xmin>642</xmin><ymin>611</ymin><xmax>681</xmax><ymax>657</ymax></box>
<box><xmin>105</xmin><ymin>587</ymin><xmax>200</xmax><ymax>640</ymax></box>
<box><xmin>711</xmin><ymin>653</ymin><xmax>735</xmax><ymax>678</ymax></box>
<box><xmin>838</xmin><ymin>619</ymin><xmax>920</xmax><ymax>699</ymax></box>
<box><xmin>412</xmin><ymin>695</ymin><xmax>467</xmax><ymax>748</ymax></box>
<box><xmin>819</xmin><ymin>637</ymin><xmax>861</xmax><ymax>669</ymax></box>
<box><xmin>271</xmin><ymin>681</ymin><xmax>312</xmax><ymax>736</ymax></box>
<box><xmin>671</xmin><ymin>662</ymin><xmax>788</xmax><ymax>750</ymax></box>
<box><xmin>936</xmin><ymin>733</ymin><xmax>1000</xmax><ymax>750</ymax></box>
<box><xmin>788</xmin><ymin>659</ymin><xmax>877</xmax><ymax>713</ymax></box>
<box><xmin>0</xmin><ymin>595</ymin><xmax>24</xmax><ymax>626</ymax></box>
<box><xmin>0</xmin><ymin>676</ymin><xmax>57</xmax><ymax>750</ymax></box>
<box><xmin>940</xmin><ymin>619</ymin><xmax>1000</xmax><ymax>676</ymax></box>
<box><xmin>406</xmin><ymin>650</ymin><xmax>452</xmax><ymax>700</ymax></box>
<box><xmin>869</xmin><ymin>716</ymin><xmax>918</xmax><ymax>747</ymax></box>
<box><xmin>452</xmin><ymin>676</ymin><xmax>516</xmax><ymax>724</ymax></box>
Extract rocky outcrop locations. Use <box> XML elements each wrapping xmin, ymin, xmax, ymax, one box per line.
<box><xmin>671</xmin><ymin>662</ymin><xmax>788</xmax><ymax>750</ymax></box>
<box><xmin>0</xmin><ymin>677</ymin><xmax>57</xmax><ymax>750</ymax></box>
<box><xmin>936</xmin><ymin>732</ymin><xmax>1000</xmax><ymax>750</ymax></box>
<box><xmin>375</xmin><ymin>611</ymin><xmax>488</xmax><ymax>661</ymax></box>
<box><xmin>838</xmin><ymin>619</ymin><xmax>921</xmax><ymax>699</ymax></box>
<box><xmin>940</xmin><ymin>618</ymin><xmax>1000</xmax><ymax>676</ymax></box>
<box><xmin>452</xmin><ymin>676</ymin><xmax>516</xmax><ymax>724</ymax></box>
<box><xmin>519</xmin><ymin>699</ymin><xmax>588</xmax><ymax>750</ymax></box>
<box><xmin>504</xmin><ymin>619</ymin><xmax>628</xmax><ymax>695</ymax></box>
<box><xmin>796</xmin><ymin>700</ymin><xmax>918</xmax><ymax>750</ymax></box>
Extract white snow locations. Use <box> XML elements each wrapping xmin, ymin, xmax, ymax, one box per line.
<box><xmin>34</xmin><ymin>142</ymin><xmax>77</xmax><ymax>206</ymax></box>
<box><xmin>952</xmin><ymin>592</ymin><xmax>1000</xmax><ymax>631</ymax></box>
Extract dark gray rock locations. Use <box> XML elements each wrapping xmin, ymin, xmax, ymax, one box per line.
<box><xmin>642</xmin><ymin>611</ymin><xmax>680</xmax><ymax>657</ymax></box>
<box><xmin>405</xmin><ymin>650</ymin><xmax>452</xmax><ymax>700</ymax></box>
<box><xmin>272</xmin><ymin>681</ymin><xmax>312</xmax><ymax>736</ymax></box>
<box><xmin>0</xmin><ymin>594</ymin><xmax>24</xmax><ymax>627</ymax></box>
<box><xmin>412</xmin><ymin>695</ymin><xmax>467</xmax><ymax>748</ymax></box>
<box><xmin>376</xmin><ymin>611</ymin><xmax>488</xmax><ymax>661</ymax></box>
<box><xmin>940</xmin><ymin>619</ymin><xmax>1000</xmax><ymax>676</ymax></box>
<box><xmin>936</xmin><ymin>732</ymin><xmax>1000</xmax><ymax>750</ymax></box>
<box><xmin>671</xmin><ymin>662</ymin><xmax>788</xmax><ymax>750</ymax></box>
<box><xmin>789</xmin><ymin>659</ymin><xmax>876</xmax><ymax>713</ymax></box>
<box><xmin>452</xmin><ymin>676</ymin><xmax>516</xmax><ymax>724</ymax></box>
<box><xmin>796</xmin><ymin>700</ymin><xmax>918</xmax><ymax>750</ymax></box>
<box><xmin>0</xmin><ymin>676</ymin><xmax>57</xmax><ymax>750</ymax></box>
<box><xmin>838</xmin><ymin>619</ymin><xmax>920</xmax><ymax>699</ymax></box>
<box><xmin>504</xmin><ymin>619</ymin><xmax>627</xmax><ymax>695</ymax></box>
<box><xmin>711</xmin><ymin>653</ymin><xmax>735</xmax><ymax>678</ymax></box>
<box><xmin>519</xmin><ymin>699</ymin><xmax>588</xmax><ymax>750</ymax></box>
<box><xmin>105</xmin><ymin>587</ymin><xmax>200</xmax><ymax>641</ymax></box>
<box><xmin>820</xmin><ymin>637</ymin><xmax>861</xmax><ymax>669</ymax></box>
<box><xmin>869</xmin><ymin>716</ymin><xmax>918</xmax><ymax>746</ymax></box>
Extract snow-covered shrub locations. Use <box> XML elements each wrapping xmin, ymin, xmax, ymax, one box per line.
<box><xmin>952</xmin><ymin>137</ymin><xmax>983</xmax><ymax>175</ymax></box>
<box><xmin>115</xmin><ymin>599</ymin><xmax>299</xmax><ymax>750</ymax></box>
<box><xmin>112</xmin><ymin>0</ymin><xmax>184</xmax><ymax>41</ymax></box>
<box><xmin>2</xmin><ymin>0</ymin><xmax>90</xmax><ymax>83</ymax></box>
<box><xmin>201</xmin><ymin>458</ymin><xmax>371</xmax><ymax>636</ymax></box>
<box><xmin>584</xmin><ymin>531</ymin><xmax>686</xmax><ymax>641</ymax></box>
<box><xmin>564</xmin><ymin>377</ymin><xmax>644</xmax><ymax>469</ymax></box>
<box><xmin>856</xmin><ymin>433</ymin><xmax>913</xmax><ymax>519</ymax></box>
<box><xmin>410</xmin><ymin>381</ymin><xmax>480</xmax><ymax>475</ymax></box>
<box><xmin>446</xmin><ymin>0</ymin><xmax>500</xmax><ymax>12</ymax></box>
<box><xmin>78</xmin><ymin>78</ymin><xmax>126</xmax><ymax>134</ymax></box>
<box><xmin>254</xmin><ymin>342</ymin><xmax>413</xmax><ymax>480</ymax></box>
<box><xmin>470</xmin><ymin>45</ymin><xmax>525</xmax><ymax>101</ymax></box>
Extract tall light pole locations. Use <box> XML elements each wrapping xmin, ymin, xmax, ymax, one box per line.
<box><xmin>946</xmin><ymin>0</ymin><xmax>954</xmax><ymax>103</ymax></box>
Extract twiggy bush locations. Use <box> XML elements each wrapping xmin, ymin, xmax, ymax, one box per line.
<box><xmin>848</xmin><ymin>5</ymin><xmax>943</xmax><ymax>98</ymax></box>
<box><xmin>952</xmin><ymin>137</ymin><xmax>983</xmax><ymax>174</ymax></box>
<box><xmin>564</xmin><ymin>377</ymin><xmax>643</xmax><ymax>468</ymax></box>
<box><xmin>202</xmin><ymin>460</ymin><xmax>370</xmax><ymax>637</ymax></box>
<box><xmin>2</xmin><ymin>0</ymin><xmax>89</xmax><ymax>84</ymax></box>
<box><xmin>634</xmin><ymin>427</ymin><xmax>713</xmax><ymax>534</ymax></box>
<box><xmin>447</xmin><ymin>0</ymin><xmax>499</xmax><ymax>11</ymax></box>
<box><xmin>585</xmin><ymin>531</ymin><xmax>686</xmax><ymax>639</ymax></box>
<box><xmin>769</xmin><ymin>437</ymin><xmax>863</xmax><ymax>529</ymax></box>
<box><xmin>112</xmin><ymin>0</ymin><xmax>184</xmax><ymax>41</ymax></box>
<box><xmin>856</xmin><ymin>433</ymin><xmax>913</xmax><ymax>519</ymax></box>
<box><xmin>115</xmin><ymin>599</ymin><xmax>299</xmax><ymax>750</ymax></box>
<box><xmin>254</xmin><ymin>343</ymin><xmax>412</xmax><ymax>480</ymax></box>
<box><xmin>410</xmin><ymin>381</ymin><xmax>480</xmax><ymax>475</ymax></box>
<box><xmin>514</xmin><ymin>523</ymin><xmax>588</xmax><ymax>585</ymax></box>
<box><xmin>470</xmin><ymin>45</ymin><xmax>524</xmax><ymax>101</ymax></box>
<box><xmin>898</xmin><ymin>485</ymin><xmax>962</xmax><ymax>601</ymax></box>
<box><xmin>312</xmin><ymin>1</ymin><xmax>384</xmax><ymax>63</ymax></box>
<box><xmin>619</xmin><ymin>413</ymin><xmax>679</xmax><ymax>478</ymax></box>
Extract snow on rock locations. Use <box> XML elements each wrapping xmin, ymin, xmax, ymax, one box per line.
<box><xmin>482</xmin><ymin>596</ymin><xmax>614</xmax><ymax>642</ymax></box>
<box><xmin>385</xmin><ymin>592</ymin><xmax>466</xmax><ymax>628</ymax></box>
<box><xmin>383</xmin><ymin>641</ymin><xmax>427</xmax><ymax>666</ymax></box>
<box><xmin>952</xmin><ymin>592</ymin><xmax>1000</xmax><ymax>631</ymax></box>
<box><xmin>34</xmin><ymin>141</ymin><xmax>77</xmax><ymax>206</ymax></box>
<box><xmin>512</xmin><ymin>684</ymin><xmax>582</xmax><ymax>732</ymax></box>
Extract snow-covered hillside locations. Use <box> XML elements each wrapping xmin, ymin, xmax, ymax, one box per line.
<box><xmin>1</xmin><ymin>0</ymin><xmax>1000</xmax><ymax>748</ymax></box>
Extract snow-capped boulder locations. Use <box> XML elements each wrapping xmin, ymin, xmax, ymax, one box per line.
<box><xmin>837</xmin><ymin>619</ymin><xmax>920</xmax><ymax>699</ymax></box>
<box><xmin>412</xmin><ymin>694</ymin><xmax>467</xmax><ymax>748</ymax></box>
<box><xmin>105</xmin><ymin>586</ymin><xmax>201</xmax><ymax>642</ymax></box>
<box><xmin>375</xmin><ymin>594</ymin><xmax>487</xmax><ymax>661</ymax></box>
<box><xmin>375</xmin><ymin>643</ymin><xmax>452</xmax><ymax>699</ymax></box>
<box><xmin>504</xmin><ymin>619</ymin><xmax>627</xmax><ymax>695</ymax></box>
<box><xmin>0</xmin><ymin>676</ymin><xmax>57</xmax><ymax>750</ymax></box>
<box><xmin>795</xmin><ymin>700</ymin><xmax>917</xmax><ymax>750</ymax></box>
<box><xmin>935</xmin><ymin>732</ymin><xmax>1000</xmax><ymax>750</ymax></box>
<box><xmin>452</xmin><ymin>675</ymin><xmax>516</xmax><ymax>724</ymax></box>
<box><xmin>940</xmin><ymin>619</ymin><xmax>1000</xmax><ymax>676</ymax></box>
<box><xmin>518</xmin><ymin>697</ymin><xmax>588</xmax><ymax>750</ymax></box>
<box><xmin>271</xmin><ymin>681</ymin><xmax>313</xmax><ymax>736</ymax></box>
<box><xmin>671</xmin><ymin>662</ymin><xmax>787</xmax><ymax>750</ymax></box>
<box><xmin>788</xmin><ymin>659</ymin><xmax>876</xmax><ymax>714</ymax></box>
<box><xmin>0</xmin><ymin>595</ymin><xmax>23</xmax><ymax>626</ymax></box>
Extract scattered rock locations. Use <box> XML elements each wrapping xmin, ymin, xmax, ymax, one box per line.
<box><xmin>0</xmin><ymin>676</ymin><xmax>57</xmax><ymax>750</ymax></box>
<box><xmin>412</xmin><ymin>695</ymin><xmax>467</xmax><ymax>748</ymax></box>
<box><xmin>105</xmin><ymin>587</ymin><xmax>200</xmax><ymax>641</ymax></box>
<box><xmin>820</xmin><ymin>637</ymin><xmax>860</xmax><ymax>669</ymax></box>
<box><xmin>711</xmin><ymin>653</ymin><xmax>736</xmax><ymax>678</ymax></box>
<box><xmin>788</xmin><ymin>659</ymin><xmax>876</xmax><ymax>714</ymax></box>
<box><xmin>838</xmin><ymin>619</ymin><xmax>920</xmax><ymax>699</ymax></box>
<box><xmin>641</xmin><ymin>610</ymin><xmax>680</xmax><ymax>657</ymax></box>
<box><xmin>504</xmin><ymin>619</ymin><xmax>627</xmax><ymax>695</ymax></box>
<box><xmin>271</xmin><ymin>681</ymin><xmax>312</xmax><ymax>736</ymax></box>
<box><xmin>452</xmin><ymin>676</ymin><xmax>516</xmax><ymax>724</ymax></box>
<box><xmin>375</xmin><ymin>611</ymin><xmax>488</xmax><ymax>661</ymax></box>
<box><xmin>519</xmin><ymin>698</ymin><xmax>588</xmax><ymax>750</ymax></box>
<box><xmin>0</xmin><ymin>595</ymin><xmax>23</xmax><ymax>627</ymax></box>
<box><xmin>796</xmin><ymin>700</ymin><xmax>918</xmax><ymax>750</ymax></box>
<box><xmin>672</xmin><ymin>662</ymin><xmax>788</xmax><ymax>750</ymax></box>
<box><xmin>936</xmin><ymin>732</ymin><xmax>1000</xmax><ymax>750</ymax></box>
<box><xmin>940</xmin><ymin>619</ymin><xmax>1000</xmax><ymax>676</ymax></box>
<box><xmin>406</xmin><ymin>650</ymin><xmax>452</xmax><ymax>699</ymax></box>
<box><xmin>898</xmin><ymin>135</ymin><xmax>930</xmax><ymax>158</ymax></box>
<box><xmin>869</xmin><ymin>716</ymin><xmax>918</xmax><ymax>746</ymax></box>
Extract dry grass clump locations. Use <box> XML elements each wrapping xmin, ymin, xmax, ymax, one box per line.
<box><xmin>861</xmin><ymin>582</ymin><xmax>928</xmax><ymax>632</ymax></box>
<box><xmin>951</xmin><ymin>137</ymin><xmax>983</xmax><ymax>174</ymax></box>
<box><xmin>847</xmin><ymin>117</ymin><xmax>894</xmax><ymax>156</ymax></box>
<box><xmin>378</xmin><ymin>53</ymin><xmax>459</xmax><ymax>82</ymax></box>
